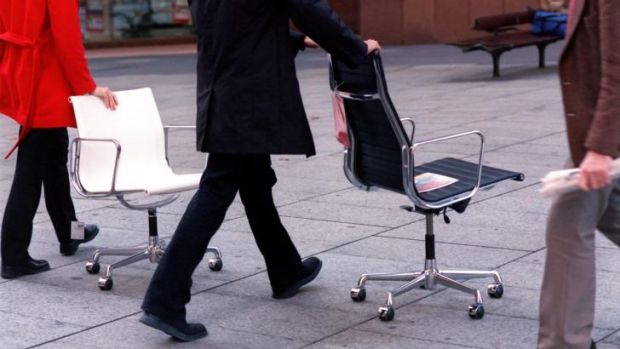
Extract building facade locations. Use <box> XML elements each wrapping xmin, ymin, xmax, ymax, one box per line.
<box><xmin>330</xmin><ymin>0</ymin><xmax>542</xmax><ymax>44</ymax></box>
<box><xmin>80</xmin><ymin>0</ymin><xmax>545</xmax><ymax>45</ymax></box>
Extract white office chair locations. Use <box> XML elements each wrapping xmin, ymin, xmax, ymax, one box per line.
<box><xmin>69</xmin><ymin>87</ymin><xmax>223</xmax><ymax>291</ymax></box>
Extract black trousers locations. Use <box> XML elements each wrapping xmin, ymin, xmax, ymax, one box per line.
<box><xmin>1</xmin><ymin>128</ymin><xmax>77</xmax><ymax>265</ymax></box>
<box><xmin>142</xmin><ymin>154</ymin><xmax>304</xmax><ymax>321</ymax></box>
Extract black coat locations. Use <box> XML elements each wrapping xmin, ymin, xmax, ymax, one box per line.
<box><xmin>189</xmin><ymin>0</ymin><xmax>367</xmax><ymax>156</ymax></box>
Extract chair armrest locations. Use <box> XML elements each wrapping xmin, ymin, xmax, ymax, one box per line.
<box><xmin>400</xmin><ymin>117</ymin><xmax>416</xmax><ymax>144</ymax></box>
<box><xmin>406</xmin><ymin>130</ymin><xmax>485</xmax><ymax>210</ymax></box>
<box><xmin>70</xmin><ymin>137</ymin><xmax>122</xmax><ymax>198</ymax></box>
<box><xmin>163</xmin><ymin>125</ymin><xmax>198</xmax><ymax>164</ymax></box>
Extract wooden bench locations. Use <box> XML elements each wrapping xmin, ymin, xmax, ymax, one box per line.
<box><xmin>448</xmin><ymin>10</ymin><xmax>564</xmax><ymax>77</ymax></box>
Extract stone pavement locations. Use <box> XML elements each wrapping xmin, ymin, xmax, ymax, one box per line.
<box><xmin>1</xmin><ymin>43</ymin><xmax>619</xmax><ymax>349</ymax></box>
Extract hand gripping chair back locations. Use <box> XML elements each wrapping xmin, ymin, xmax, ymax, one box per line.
<box><xmin>69</xmin><ymin>88</ymin><xmax>223</xmax><ymax>291</ymax></box>
<box><xmin>329</xmin><ymin>54</ymin><xmax>524</xmax><ymax>321</ymax></box>
<box><xmin>71</xmin><ymin>88</ymin><xmax>198</xmax><ymax>196</ymax></box>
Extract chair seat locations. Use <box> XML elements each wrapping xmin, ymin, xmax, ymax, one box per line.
<box><xmin>80</xmin><ymin>170</ymin><xmax>202</xmax><ymax>196</ymax></box>
<box><xmin>141</xmin><ymin>172</ymin><xmax>203</xmax><ymax>195</ymax></box>
<box><xmin>415</xmin><ymin>157</ymin><xmax>523</xmax><ymax>203</ymax></box>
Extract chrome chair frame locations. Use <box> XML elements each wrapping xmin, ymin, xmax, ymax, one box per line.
<box><xmin>330</xmin><ymin>54</ymin><xmax>523</xmax><ymax>321</ymax></box>
<box><xmin>69</xmin><ymin>125</ymin><xmax>222</xmax><ymax>291</ymax></box>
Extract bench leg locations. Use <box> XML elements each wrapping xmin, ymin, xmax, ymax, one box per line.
<box><xmin>491</xmin><ymin>51</ymin><xmax>504</xmax><ymax>78</ymax></box>
<box><xmin>537</xmin><ymin>43</ymin><xmax>549</xmax><ymax>69</ymax></box>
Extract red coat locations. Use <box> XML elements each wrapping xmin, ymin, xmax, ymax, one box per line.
<box><xmin>0</xmin><ymin>0</ymin><xmax>96</xmax><ymax>146</ymax></box>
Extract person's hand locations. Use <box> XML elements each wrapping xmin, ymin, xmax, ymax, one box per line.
<box><xmin>304</xmin><ymin>36</ymin><xmax>319</xmax><ymax>49</ymax></box>
<box><xmin>364</xmin><ymin>39</ymin><xmax>381</xmax><ymax>54</ymax></box>
<box><xmin>91</xmin><ymin>86</ymin><xmax>118</xmax><ymax>110</ymax></box>
<box><xmin>579</xmin><ymin>150</ymin><xmax>613</xmax><ymax>191</ymax></box>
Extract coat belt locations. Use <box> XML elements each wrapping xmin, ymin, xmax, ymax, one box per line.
<box><xmin>0</xmin><ymin>31</ymin><xmax>49</xmax><ymax>159</ymax></box>
<box><xmin>0</xmin><ymin>32</ymin><xmax>36</xmax><ymax>47</ymax></box>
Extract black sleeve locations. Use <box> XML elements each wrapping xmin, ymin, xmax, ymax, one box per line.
<box><xmin>285</xmin><ymin>0</ymin><xmax>368</xmax><ymax>67</ymax></box>
<box><xmin>289</xmin><ymin>31</ymin><xmax>307</xmax><ymax>57</ymax></box>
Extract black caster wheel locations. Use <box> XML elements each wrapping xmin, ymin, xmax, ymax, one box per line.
<box><xmin>468</xmin><ymin>303</ymin><xmax>484</xmax><ymax>320</ymax></box>
<box><xmin>487</xmin><ymin>284</ymin><xmax>504</xmax><ymax>299</ymax></box>
<box><xmin>350</xmin><ymin>287</ymin><xmax>366</xmax><ymax>302</ymax></box>
<box><xmin>378</xmin><ymin>306</ymin><xmax>395</xmax><ymax>321</ymax></box>
<box><xmin>208</xmin><ymin>258</ymin><xmax>223</xmax><ymax>272</ymax></box>
<box><xmin>85</xmin><ymin>262</ymin><xmax>100</xmax><ymax>274</ymax></box>
<box><xmin>98</xmin><ymin>277</ymin><xmax>113</xmax><ymax>291</ymax></box>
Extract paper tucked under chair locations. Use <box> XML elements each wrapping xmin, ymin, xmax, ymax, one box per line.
<box><xmin>69</xmin><ymin>88</ymin><xmax>223</xmax><ymax>291</ymax></box>
<box><xmin>540</xmin><ymin>159</ymin><xmax>620</xmax><ymax>198</ymax></box>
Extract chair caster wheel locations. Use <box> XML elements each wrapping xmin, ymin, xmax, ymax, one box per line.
<box><xmin>85</xmin><ymin>262</ymin><xmax>100</xmax><ymax>274</ymax></box>
<box><xmin>468</xmin><ymin>303</ymin><xmax>484</xmax><ymax>319</ymax></box>
<box><xmin>207</xmin><ymin>258</ymin><xmax>223</xmax><ymax>272</ymax></box>
<box><xmin>378</xmin><ymin>306</ymin><xmax>395</xmax><ymax>321</ymax></box>
<box><xmin>350</xmin><ymin>287</ymin><xmax>366</xmax><ymax>302</ymax></box>
<box><xmin>487</xmin><ymin>284</ymin><xmax>503</xmax><ymax>299</ymax></box>
<box><xmin>98</xmin><ymin>277</ymin><xmax>113</xmax><ymax>291</ymax></box>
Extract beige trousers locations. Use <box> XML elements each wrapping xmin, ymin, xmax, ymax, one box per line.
<box><xmin>538</xmin><ymin>176</ymin><xmax>620</xmax><ymax>349</ymax></box>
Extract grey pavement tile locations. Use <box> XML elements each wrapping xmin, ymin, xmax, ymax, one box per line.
<box><xmin>38</xmin><ymin>315</ymin><xmax>307</xmax><ymax>349</ymax></box>
<box><xmin>518</xmin><ymin>245</ymin><xmax>620</xmax><ymax>271</ymax></box>
<box><xmin>0</xmin><ymin>311</ymin><xmax>86</xmax><ymax>349</ymax></box>
<box><xmin>188</xmin><ymin>292</ymin><xmax>367</xmax><ymax>343</ymax></box>
<box><xmin>330</xmin><ymin>236</ymin><xmax>526</xmax><ymax>273</ymax></box>
<box><xmin>380</xmin><ymin>200</ymin><xmax>548</xmax><ymax>252</ymax></box>
<box><xmin>273</xmin><ymin>154</ymin><xmax>348</xmax><ymax>182</ymax></box>
<box><xmin>599</xmin><ymin>331</ymin><xmax>620</xmax><ymax>349</ymax></box>
<box><xmin>68</xmin><ymin>207</ymin><xmax>183</xmax><ymax>237</ymax></box>
<box><xmin>306</xmin><ymin>329</ymin><xmax>482</xmax><ymax>349</ymax></box>
<box><xmin>219</xmin><ymin>216</ymin><xmax>387</xmax><ymax>253</ymax></box>
<box><xmin>208</xmin><ymin>252</ymin><xmax>437</xmax><ymax>317</ymax></box>
<box><xmin>278</xmin><ymin>200</ymin><xmax>414</xmax><ymax>228</ymax></box>
<box><xmin>355</xmin><ymin>304</ymin><xmax>541</xmax><ymax>349</ymax></box>
<box><xmin>414</xmin><ymin>270</ymin><xmax>620</xmax><ymax>332</ymax></box>
<box><xmin>16</xmin><ymin>258</ymin><xmax>224</xmax><ymax>300</ymax></box>
<box><xmin>309</xmin><ymin>187</ymin><xmax>416</xmax><ymax>210</ymax></box>
<box><xmin>232</xmin><ymin>174</ymin><xmax>355</xmax><ymax>208</ymax></box>
<box><xmin>0</xmin><ymin>280</ymin><xmax>140</xmax><ymax>327</ymax></box>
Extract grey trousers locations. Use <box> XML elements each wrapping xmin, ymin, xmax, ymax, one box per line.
<box><xmin>538</xmin><ymin>175</ymin><xmax>620</xmax><ymax>349</ymax></box>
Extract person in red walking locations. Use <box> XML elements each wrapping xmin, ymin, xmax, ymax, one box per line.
<box><xmin>0</xmin><ymin>0</ymin><xmax>118</xmax><ymax>279</ymax></box>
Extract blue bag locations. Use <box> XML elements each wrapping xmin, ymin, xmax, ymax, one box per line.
<box><xmin>532</xmin><ymin>11</ymin><xmax>567</xmax><ymax>37</ymax></box>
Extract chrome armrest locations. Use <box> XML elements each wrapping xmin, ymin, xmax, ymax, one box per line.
<box><xmin>400</xmin><ymin>117</ymin><xmax>416</xmax><ymax>144</ymax></box>
<box><xmin>163</xmin><ymin>125</ymin><xmax>196</xmax><ymax>160</ymax></box>
<box><xmin>405</xmin><ymin>130</ymin><xmax>486</xmax><ymax>210</ymax></box>
<box><xmin>70</xmin><ymin>137</ymin><xmax>122</xmax><ymax>198</ymax></box>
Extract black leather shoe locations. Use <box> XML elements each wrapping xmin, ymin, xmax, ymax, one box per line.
<box><xmin>60</xmin><ymin>224</ymin><xmax>100</xmax><ymax>256</ymax></box>
<box><xmin>272</xmin><ymin>257</ymin><xmax>322</xmax><ymax>299</ymax></box>
<box><xmin>139</xmin><ymin>312</ymin><xmax>207</xmax><ymax>342</ymax></box>
<box><xmin>1</xmin><ymin>257</ymin><xmax>50</xmax><ymax>279</ymax></box>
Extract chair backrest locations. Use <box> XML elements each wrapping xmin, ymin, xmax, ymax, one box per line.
<box><xmin>69</xmin><ymin>88</ymin><xmax>174</xmax><ymax>194</ymax></box>
<box><xmin>329</xmin><ymin>54</ymin><xmax>410</xmax><ymax>194</ymax></box>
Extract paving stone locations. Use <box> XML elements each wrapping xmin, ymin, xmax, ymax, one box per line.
<box><xmin>355</xmin><ymin>304</ymin><xmax>541</xmax><ymax>349</ymax></box>
<box><xmin>0</xmin><ymin>311</ymin><xmax>86</xmax><ymax>349</ymax></box>
<box><xmin>331</xmin><ymin>236</ymin><xmax>527</xmax><ymax>271</ymax></box>
<box><xmin>38</xmin><ymin>315</ymin><xmax>307</xmax><ymax>349</ymax></box>
<box><xmin>305</xmin><ymin>329</ymin><xmax>479</xmax><ymax>349</ymax></box>
<box><xmin>0</xmin><ymin>281</ymin><xmax>140</xmax><ymax>327</ymax></box>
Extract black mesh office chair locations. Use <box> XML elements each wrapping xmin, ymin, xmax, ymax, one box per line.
<box><xmin>329</xmin><ymin>53</ymin><xmax>524</xmax><ymax>321</ymax></box>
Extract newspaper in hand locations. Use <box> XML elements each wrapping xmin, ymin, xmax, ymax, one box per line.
<box><xmin>540</xmin><ymin>159</ymin><xmax>620</xmax><ymax>198</ymax></box>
